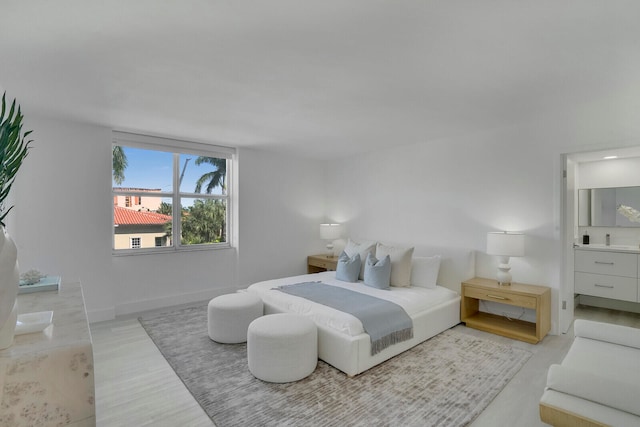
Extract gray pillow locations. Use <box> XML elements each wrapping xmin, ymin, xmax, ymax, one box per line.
<box><xmin>336</xmin><ymin>251</ymin><xmax>361</xmax><ymax>283</ymax></box>
<box><xmin>363</xmin><ymin>253</ymin><xmax>391</xmax><ymax>290</ymax></box>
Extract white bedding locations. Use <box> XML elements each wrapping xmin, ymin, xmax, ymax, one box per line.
<box><xmin>247</xmin><ymin>271</ymin><xmax>459</xmax><ymax>337</ymax></box>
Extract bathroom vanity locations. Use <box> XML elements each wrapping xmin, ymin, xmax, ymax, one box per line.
<box><xmin>575</xmin><ymin>245</ymin><xmax>640</xmax><ymax>303</ymax></box>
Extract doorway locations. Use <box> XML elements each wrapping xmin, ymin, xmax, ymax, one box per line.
<box><xmin>561</xmin><ymin>147</ymin><xmax>640</xmax><ymax>333</ymax></box>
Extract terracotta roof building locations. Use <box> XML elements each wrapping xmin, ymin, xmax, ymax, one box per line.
<box><xmin>113</xmin><ymin>206</ymin><xmax>171</xmax><ymax>249</ymax></box>
<box><xmin>113</xmin><ymin>187</ymin><xmax>163</xmax><ymax>212</ymax></box>
<box><xmin>114</xmin><ymin>206</ymin><xmax>171</xmax><ymax>225</ymax></box>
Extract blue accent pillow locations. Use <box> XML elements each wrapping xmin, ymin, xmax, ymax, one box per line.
<box><xmin>336</xmin><ymin>251</ymin><xmax>361</xmax><ymax>283</ymax></box>
<box><xmin>363</xmin><ymin>253</ymin><xmax>391</xmax><ymax>290</ymax></box>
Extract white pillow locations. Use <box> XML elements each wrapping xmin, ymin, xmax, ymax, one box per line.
<box><xmin>344</xmin><ymin>238</ymin><xmax>376</xmax><ymax>280</ymax></box>
<box><xmin>410</xmin><ymin>256</ymin><xmax>441</xmax><ymax>289</ymax></box>
<box><xmin>376</xmin><ymin>243</ymin><xmax>414</xmax><ymax>287</ymax></box>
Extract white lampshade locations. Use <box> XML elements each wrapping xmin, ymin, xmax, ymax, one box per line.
<box><xmin>320</xmin><ymin>223</ymin><xmax>342</xmax><ymax>256</ymax></box>
<box><xmin>486</xmin><ymin>231</ymin><xmax>525</xmax><ymax>286</ymax></box>
<box><xmin>319</xmin><ymin>223</ymin><xmax>342</xmax><ymax>240</ymax></box>
<box><xmin>486</xmin><ymin>232</ymin><xmax>525</xmax><ymax>257</ymax></box>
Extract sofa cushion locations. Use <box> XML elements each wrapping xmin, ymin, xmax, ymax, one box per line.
<box><xmin>574</xmin><ymin>319</ymin><xmax>640</xmax><ymax>350</ymax></box>
<box><xmin>561</xmin><ymin>336</ymin><xmax>640</xmax><ymax>387</ymax></box>
<box><xmin>546</xmin><ymin>364</ymin><xmax>640</xmax><ymax>417</ymax></box>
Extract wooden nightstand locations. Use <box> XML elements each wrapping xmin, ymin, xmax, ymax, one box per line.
<box><xmin>307</xmin><ymin>254</ymin><xmax>339</xmax><ymax>274</ymax></box>
<box><xmin>460</xmin><ymin>277</ymin><xmax>551</xmax><ymax>344</ymax></box>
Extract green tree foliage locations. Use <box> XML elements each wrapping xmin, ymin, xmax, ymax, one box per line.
<box><xmin>112</xmin><ymin>145</ymin><xmax>127</xmax><ymax>185</ymax></box>
<box><xmin>180</xmin><ymin>199</ymin><xmax>226</xmax><ymax>244</ymax></box>
<box><xmin>194</xmin><ymin>157</ymin><xmax>226</xmax><ymax>194</ymax></box>
<box><xmin>157</xmin><ymin>201</ymin><xmax>172</xmax><ymax>216</ymax></box>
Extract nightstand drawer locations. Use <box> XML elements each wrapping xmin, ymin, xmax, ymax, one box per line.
<box><xmin>575</xmin><ymin>272</ymin><xmax>638</xmax><ymax>302</ymax></box>
<box><xmin>307</xmin><ymin>255</ymin><xmax>339</xmax><ymax>273</ymax></box>
<box><xmin>463</xmin><ymin>286</ymin><xmax>537</xmax><ymax>309</ymax></box>
<box><xmin>309</xmin><ymin>259</ymin><xmax>332</xmax><ymax>269</ymax></box>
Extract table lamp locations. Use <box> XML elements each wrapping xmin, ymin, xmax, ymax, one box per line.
<box><xmin>319</xmin><ymin>223</ymin><xmax>342</xmax><ymax>256</ymax></box>
<box><xmin>486</xmin><ymin>231</ymin><xmax>525</xmax><ymax>285</ymax></box>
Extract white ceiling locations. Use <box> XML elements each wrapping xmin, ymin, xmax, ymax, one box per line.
<box><xmin>2</xmin><ymin>1</ymin><xmax>640</xmax><ymax>159</ymax></box>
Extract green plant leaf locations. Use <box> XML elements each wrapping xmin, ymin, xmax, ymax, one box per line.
<box><xmin>0</xmin><ymin>93</ymin><xmax>5</xmax><ymax>124</ymax></box>
<box><xmin>0</xmin><ymin>94</ymin><xmax>32</xmax><ymax>227</ymax></box>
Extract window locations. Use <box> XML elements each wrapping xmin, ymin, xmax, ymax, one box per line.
<box><xmin>112</xmin><ymin>132</ymin><xmax>234</xmax><ymax>254</ymax></box>
<box><xmin>130</xmin><ymin>237</ymin><xmax>141</xmax><ymax>249</ymax></box>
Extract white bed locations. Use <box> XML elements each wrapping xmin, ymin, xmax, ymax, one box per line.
<box><xmin>247</xmin><ymin>246</ymin><xmax>475</xmax><ymax>376</ymax></box>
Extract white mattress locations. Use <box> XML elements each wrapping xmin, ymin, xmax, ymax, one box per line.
<box><xmin>247</xmin><ymin>271</ymin><xmax>459</xmax><ymax>337</ymax></box>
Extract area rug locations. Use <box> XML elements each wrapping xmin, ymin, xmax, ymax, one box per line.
<box><xmin>139</xmin><ymin>305</ymin><xmax>532</xmax><ymax>427</ymax></box>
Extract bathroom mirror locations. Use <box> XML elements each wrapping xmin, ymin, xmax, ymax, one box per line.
<box><xmin>578</xmin><ymin>186</ymin><xmax>640</xmax><ymax>227</ymax></box>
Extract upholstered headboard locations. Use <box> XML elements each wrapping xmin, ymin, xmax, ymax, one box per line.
<box><xmin>412</xmin><ymin>246</ymin><xmax>475</xmax><ymax>294</ymax></box>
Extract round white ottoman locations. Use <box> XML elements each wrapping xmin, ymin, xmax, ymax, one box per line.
<box><xmin>207</xmin><ymin>293</ymin><xmax>263</xmax><ymax>344</ymax></box>
<box><xmin>247</xmin><ymin>313</ymin><xmax>317</xmax><ymax>383</ymax></box>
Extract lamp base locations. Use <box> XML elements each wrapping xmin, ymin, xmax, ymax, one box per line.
<box><xmin>326</xmin><ymin>242</ymin><xmax>335</xmax><ymax>257</ymax></box>
<box><xmin>496</xmin><ymin>257</ymin><xmax>512</xmax><ymax>286</ymax></box>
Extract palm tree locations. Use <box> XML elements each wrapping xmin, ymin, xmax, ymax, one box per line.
<box><xmin>194</xmin><ymin>157</ymin><xmax>226</xmax><ymax>194</ymax></box>
<box><xmin>157</xmin><ymin>201</ymin><xmax>172</xmax><ymax>216</ymax></box>
<box><xmin>112</xmin><ymin>145</ymin><xmax>128</xmax><ymax>185</ymax></box>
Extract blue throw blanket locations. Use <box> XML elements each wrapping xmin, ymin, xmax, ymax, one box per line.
<box><xmin>274</xmin><ymin>282</ymin><xmax>413</xmax><ymax>355</ymax></box>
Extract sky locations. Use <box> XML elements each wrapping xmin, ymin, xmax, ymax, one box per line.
<box><xmin>113</xmin><ymin>146</ymin><xmax>224</xmax><ymax>196</ymax></box>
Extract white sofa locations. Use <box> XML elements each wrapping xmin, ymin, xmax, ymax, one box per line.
<box><xmin>540</xmin><ymin>319</ymin><xmax>640</xmax><ymax>426</ymax></box>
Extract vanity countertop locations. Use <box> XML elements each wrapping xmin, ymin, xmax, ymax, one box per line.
<box><xmin>575</xmin><ymin>244</ymin><xmax>640</xmax><ymax>254</ymax></box>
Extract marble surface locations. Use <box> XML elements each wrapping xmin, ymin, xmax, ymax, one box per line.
<box><xmin>575</xmin><ymin>244</ymin><xmax>640</xmax><ymax>253</ymax></box>
<box><xmin>0</xmin><ymin>281</ymin><xmax>95</xmax><ymax>426</ymax></box>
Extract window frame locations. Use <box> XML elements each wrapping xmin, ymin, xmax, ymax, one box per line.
<box><xmin>112</xmin><ymin>131</ymin><xmax>235</xmax><ymax>256</ymax></box>
<box><xmin>130</xmin><ymin>237</ymin><xmax>141</xmax><ymax>249</ymax></box>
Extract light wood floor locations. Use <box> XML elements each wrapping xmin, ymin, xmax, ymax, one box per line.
<box><xmin>90</xmin><ymin>304</ymin><xmax>640</xmax><ymax>427</ymax></box>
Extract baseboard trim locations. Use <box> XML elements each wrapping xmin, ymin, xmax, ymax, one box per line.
<box><xmin>114</xmin><ymin>286</ymin><xmax>239</xmax><ymax>317</ymax></box>
<box><xmin>578</xmin><ymin>295</ymin><xmax>640</xmax><ymax>314</ymax></box>
<box><xmin>87</xmin><ymin>307</ymin><xmax>116</xmax><ymax>323</ymax></box>
<box><xmin>88</xmin><ymin>286</ymin><xmax>239</xmax><ymax>323</ymax></box>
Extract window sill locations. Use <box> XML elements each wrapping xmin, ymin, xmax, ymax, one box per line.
<box><xmin>112</xmin><ymin>244</ymin><xmax>233</xmax><ymax>257</ymax></box>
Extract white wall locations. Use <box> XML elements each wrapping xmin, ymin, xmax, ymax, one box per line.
<box><xmin>325</xmin><ymin>109</ymin><xmax>640</xmax><ymax>334</ymax></box>
<box><xmin>578</xmin><ymin>157</ymin><xmax>640</xmax><ymax>189</ymax></box>
<box><xmin>9</xmin><ymin>116</ymin><xmax>326</xmax><ymax>322</ymax></box>
<box><xmin>9</xmin><ymin>117</ymin><xmax>116</xmax><ymax>320</ymax></box>
<box><xmin>236</xmin><ymin>147</ymin><xmax>326</xmax><ymax>287</ymax></box>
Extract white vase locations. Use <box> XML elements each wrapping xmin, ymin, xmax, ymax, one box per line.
<box><xmin>0</xmin><ymin>301</ymin><xmax>17</xmax><ymax>349</ymax></box>
<box><xmin>0</xmin><ymin>227</ymin><xmax>19</xmax><ymax>350</ymax></box>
